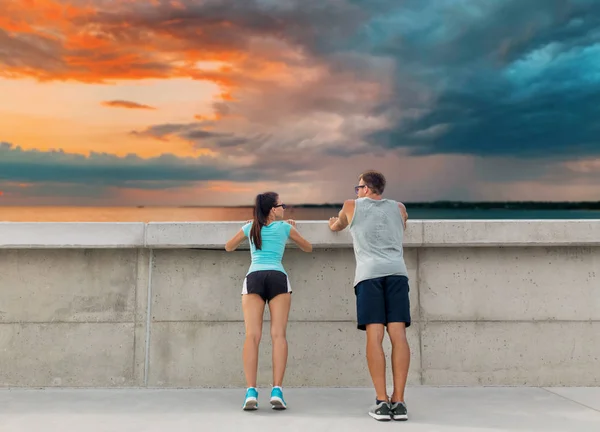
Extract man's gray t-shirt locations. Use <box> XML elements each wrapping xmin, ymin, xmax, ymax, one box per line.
<box><xmin>349</xmin><ymin>197</ymin><xmax>408</xmax><ymax>287</ymax></box>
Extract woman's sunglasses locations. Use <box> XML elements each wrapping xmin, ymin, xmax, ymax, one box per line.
<box><xmin>274</xmin><ymin>204</ymin><xmax>287</xmax><ymax>209</ymax></box>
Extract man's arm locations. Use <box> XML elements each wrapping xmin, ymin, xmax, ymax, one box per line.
<box><xmin>398</xmin><ymin>202</ymin><xmax>408</xmax><ymax>229</ymax></box>
<box><xmin>329</xmin><ymin>199</ymin><xmax>353</xmax><ymax>232</ymax></box>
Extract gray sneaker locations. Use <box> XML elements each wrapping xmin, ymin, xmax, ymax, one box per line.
<box><xmin>390</xmin><ymin>401</ymin><xmax>408</xmax><ymax>421</ymax></box>
<box><xmin>368</xmin><ymin>400</ymin><xmax>392</xmax><ymax>421</ymax></box>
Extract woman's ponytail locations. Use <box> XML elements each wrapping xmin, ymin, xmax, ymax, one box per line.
<box><xmin>249</xmin><ymin>192</ymin><xmax>278</xmax><ymax>250</ymax></box>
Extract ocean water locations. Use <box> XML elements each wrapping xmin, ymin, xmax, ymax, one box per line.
<box><xmin>1</xmin><ymin>206</ymin><xmax>600</xmax><ymax>222</ymax></box>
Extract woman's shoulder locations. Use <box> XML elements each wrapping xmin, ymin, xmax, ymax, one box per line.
<box><xmin>242</xmin><ymin>221</ymin><xmax>252</xmax><ymax>236</ymax></box>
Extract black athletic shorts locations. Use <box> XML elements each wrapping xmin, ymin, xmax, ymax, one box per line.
<box><xmin>242</xmin><ymin>270</ymin><xmax>292</xmax><ymax>302</ymax></box>
<box><xmin>354</xmin><ymin>275</ymin><xmax>411</xmax><ymax>331</ymax></box>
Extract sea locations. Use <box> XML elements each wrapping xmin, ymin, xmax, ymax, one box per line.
<box><xmin>1</xmin><ymin>206</ymin><xmax>600</xmax><ymax>222</ymax></box>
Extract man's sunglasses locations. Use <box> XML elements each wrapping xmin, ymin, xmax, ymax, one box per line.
<box><xmin>274</xmin><ymin>204</ymin><xmax>287</xmax><ymax>209</ymax></box>
<box><xmin>354</xmin><ymin>185</ymin><xmax>367</xmax><ymax>194</ymax></box>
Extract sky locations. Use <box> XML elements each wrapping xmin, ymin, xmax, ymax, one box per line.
<box><xmin>0</xmin><ymin>0</ymin><xmax>599</xmax><ymax>206</ymax></box>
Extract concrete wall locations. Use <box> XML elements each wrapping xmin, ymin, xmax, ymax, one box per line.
<box><xmin>0</xmin><ymin>220</ymin><xmax>599</xmax><ymax>388</ymax></box>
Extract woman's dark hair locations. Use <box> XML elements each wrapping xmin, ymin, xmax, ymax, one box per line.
<box><xmin>250</xmin><ymin>191</ymin><xmax>279</xmax><ymax>250</ymax></box>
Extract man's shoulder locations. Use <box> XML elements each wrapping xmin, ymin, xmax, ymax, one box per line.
<box><xmin>342</xmin><ymin>199</ymin><xmax>356</xmax><ymax>214</ymax></box>
<box><xmin>381</xmin><ymin>198</ymin><xmax>406</xmax><ymax>209</ymax></box>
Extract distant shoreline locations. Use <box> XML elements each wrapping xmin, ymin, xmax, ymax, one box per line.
<box><xmin>186</xmin><ymin>201</ymin><xmax>600</xmax><ymax>210</ymax></box>
<box><xmin>1</xmin><ymin>202</ymin><xmax>600</xmax><ymax>210</ymax></box>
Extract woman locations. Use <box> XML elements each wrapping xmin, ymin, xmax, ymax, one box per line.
<box><xmin>225</xmin><ymin>192</ymin><xmax>312</xmax><ymax>411</ymax></box>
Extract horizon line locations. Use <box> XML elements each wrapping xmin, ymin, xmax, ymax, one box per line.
<box><xmin>1</xmin><ymin>200</ymin><xmax>600</xmax><ymax>208</ymax></box>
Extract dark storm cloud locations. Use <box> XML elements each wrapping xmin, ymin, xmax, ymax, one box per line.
<box><xmin>89</xmin><ymin>0</ymin><xmax>366</xmax><ymax>56</ymax></box>
<box><xmin>362</xmin><ymin>0</ymin><xmax>600</xmax><ymax>159</ymax></box>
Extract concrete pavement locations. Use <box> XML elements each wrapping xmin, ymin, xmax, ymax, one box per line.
<box><xmin>1</xmin><ymin>387</ymin><xmax>599</xmax><ymax>432</ymax></box>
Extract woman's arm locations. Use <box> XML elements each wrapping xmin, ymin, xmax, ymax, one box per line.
<box><xmin>289</xmin><ymin>226</ymin><xmax>312</xmax><ymax>252</ymax></box>
<box><xmin>225</xmin><ymin>228</ymin><xmax>246</xmax><ymax>252</ymax></box>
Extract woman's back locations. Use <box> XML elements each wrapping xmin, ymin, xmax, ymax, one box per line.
<box><xmin>242</xmin><ymin>221</ymin><xmax>292</xmax><ymax>275</ymax></box>
<box><xmin>224</xmin><ymin>191</ymin><xmax>312</xmax><ymax>411</ymax></box>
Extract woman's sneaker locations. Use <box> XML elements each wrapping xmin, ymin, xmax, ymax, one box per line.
<box><xmin>390</xmin><ymin>401</ymin><xmax>408</xmax><ymax>421</ymax></box>
<box><xmin>270</xmin><ymin>386</ymin><xmax>287</xmax><ymax>410</ymax></box>
<box><xmin>368</xmin><ymin>400</ymin><xmax>392</xmax><ymax>421</ymax></box>
<box><xmin>242</xmin><ymin>387</ymin><xmax>259</xmax><ymax>410</ymax></box>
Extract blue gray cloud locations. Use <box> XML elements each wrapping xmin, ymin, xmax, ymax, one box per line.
<box><xmin>131</xmin><ymin>123</ymin><xmax>263</xmax><ymax>149</ymax></box>
<box><xmin>360</xmin><ymin>0</ymin><xmax>600</xmax><ymax>159</ymax></box>
<box><xmin>0</xmin><ymin>142</ymin><xmax>263</xmax><ymax>188</ymax></box>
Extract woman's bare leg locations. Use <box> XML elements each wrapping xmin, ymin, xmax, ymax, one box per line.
<box><xmin>268</xmin><ymin>293</ymin><xmax>291</xmax><ymax>386</ymax></box>
<box><xmin>242</xmin><ymin>294</ymin><xmax>266</xmax><ymax>388</ymax></box>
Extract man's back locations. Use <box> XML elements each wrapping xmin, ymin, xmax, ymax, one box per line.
<box><xmin>349</xmin><ymin>197</ymin><xmax>408</xmax><ymax>287</ymax></box>
<box><xmin>328</xmin><ymin>171</ymin><xmax>412</xmax><ymax>421</ymax></box>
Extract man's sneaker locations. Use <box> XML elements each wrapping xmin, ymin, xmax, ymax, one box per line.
<box><xmin>242</xmin><ymin>387</ymin><xmax>258</xmax><ymax>410</ymax></box>
<box><xmin>368</xmin><ymin>400</ymin><xmax>392</xmax><ymax>421</ymax></box>
<box><xmin>390</xmin><ymin>401</ymin><xmax>408</xmax><ymax>421</ymax></box>
<box><xmin>270</xmin><ymin>386</ymin><xmax>287</xmax><ymax>410</ymax></box>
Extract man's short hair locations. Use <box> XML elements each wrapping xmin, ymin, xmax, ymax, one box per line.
<box><xmin>360</xmin><ymin>170</ymin><xmax>386</xmax><ymax>195</ymax></box>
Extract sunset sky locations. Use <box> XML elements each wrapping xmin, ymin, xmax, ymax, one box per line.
<box><xmin>0</xmin><ymin>0</ymin><xmax>598</xmax><ymax>206</ymax></box>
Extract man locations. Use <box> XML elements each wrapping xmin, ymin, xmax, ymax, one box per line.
<box><xmin>328</xmin><ymin>170</ymin><xmax>410</xmax><ymax>422</ymax></box>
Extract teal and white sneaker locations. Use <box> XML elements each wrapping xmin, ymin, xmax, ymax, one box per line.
<box><xmin>270</xmin><ymin>386</ymin><xmax>287</xmax><ymax>410</ymax></box>
<box><xmin>243</xmin><ymin>387</ymin><xmax>259</xmax><ymax>410</ymax></box>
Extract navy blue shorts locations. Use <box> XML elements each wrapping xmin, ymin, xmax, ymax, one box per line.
<box><xmin>354</xmin><ymin>275</ymin><xmax>411</xmax><ymax>331</ymax></box>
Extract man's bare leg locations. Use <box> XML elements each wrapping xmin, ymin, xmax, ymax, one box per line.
<box><xmin>365</xmin><ymin>324</ymin><xmax>388</xmax><ymax>401</ymax></box>
<box><xmin>387</xmin><ymin>322</ymin><xmax>410</xmax><ymax>402</ymax></box>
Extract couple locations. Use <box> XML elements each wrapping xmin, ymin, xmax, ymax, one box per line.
<box><xmin>225</xmin><ymin>170</ymin><xmax>410</xmax><ymax>422</ymax></box>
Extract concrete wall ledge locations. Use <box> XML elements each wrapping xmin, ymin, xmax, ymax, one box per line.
<box><xmin>0</xmin><ymin>222</ymin><xmax>145</xmax><ymax>248</ymax></box>
<box><xmin>1</xmin><ymin>220</ymin><xmax>600</xmax><ymax>249</ymax></box>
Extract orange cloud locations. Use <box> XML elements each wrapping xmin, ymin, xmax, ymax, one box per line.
<box><xmin>0</xmin><ymin>0</ymin><xmax>318</xmax><ymax>99</ymax></box>
<box><xmin>208</xmin><ymin>182</ymin><xmax>253</xmax><ymax>193</ymax></box>
<box><xmin>0</xmin><ymin>0</ymin><xmax>94</xmax><ymax>33</ymax></box>
<box><xmin>1</xmin><ymin>1</ymin><xmax>240</xmax><ymax>84</ymax></box>
<box><xmin>102</xmin><ymin>100</ymin><xmax>157</xmax><ymax>110</ymax></box>
<box><xmin>219</xmin><ymin>92</ymin><xmax>236</xmax><ymax>101</ymax></box>
<box><xmin>195</xmin><ymin>114</ymin><xmax>223</xmax><ymax>121</ymax></box>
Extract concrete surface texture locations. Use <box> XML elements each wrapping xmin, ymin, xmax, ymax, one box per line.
<box><xmin>1</xmin><ymin>387</ymin><xmax>600</xmax><ymax>432</ymax></box>
<box><xmin>0</xmin><ymin>221</ymin><xmax>599</xmax><ymax>388</ymax></box>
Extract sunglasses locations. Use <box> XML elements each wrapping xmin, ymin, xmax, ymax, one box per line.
<box><xmin>354</xmin><ymin>185</ymin><xmax>367</xmax><ymax>194</ymax></box>
<box><xmin>274</xmin><ymin>204</ymin><xmax>287</xmax><ymax>209</ymax></box>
